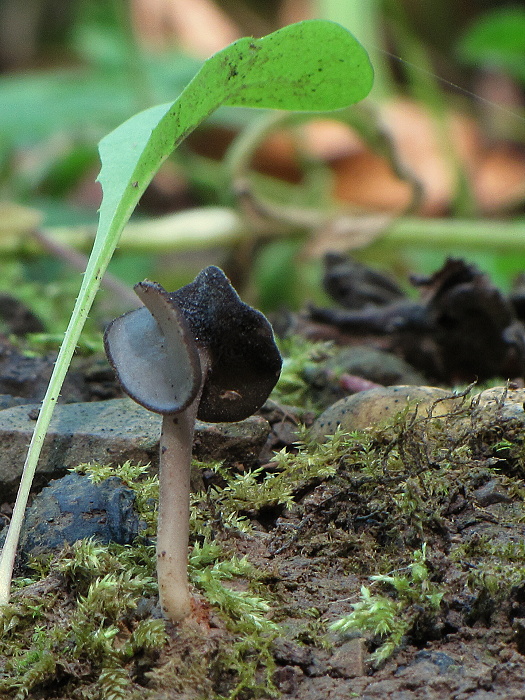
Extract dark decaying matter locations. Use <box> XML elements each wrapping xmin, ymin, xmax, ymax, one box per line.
<box><xmin>307</xmin><ymin>256</ymin><xmax>525</xmax><ymax>383</ymax></box>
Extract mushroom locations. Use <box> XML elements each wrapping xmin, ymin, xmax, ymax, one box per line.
<box><xmin>103</xmin><ymin>266</ymin><xmax>282</xmax><ymax>622</ymax></box>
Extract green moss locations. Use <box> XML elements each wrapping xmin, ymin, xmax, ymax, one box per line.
<box><xmin>452</xmin><ymin>535</ymin><xmax>525</xmax><ymax>605</ymax></box>
<box><xmin>0</xmin><ymin>459</ymin><xmax>280</xmax><ymax>699</ymax></box>
<box><xmin>0</xmin><ymin>538</ymin><xmax>161</xmax><ymax>699</ymax></box>
<box><xmin>256</xmin><ymin>408</ymin><xmax>483</xmax><ymax>566</ymax></box>
<box><xmin>330</xmin><ymin>544</ymin><xmax>445</xmax><ymax>666</ymax></box>
<box><xmin>272</xmin><ymin>335</ymin><xmax>335</xmax><ymax>409</ymax></box>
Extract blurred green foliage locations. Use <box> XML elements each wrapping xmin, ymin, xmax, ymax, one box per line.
<box><xmin>0</xmin><ymin>0</ymin><xmax>524</xmax><ymax>315</ymax></box>
<box><xmin>458</xmin><ymin>7</ymin><xmax>525</xmax><ymax>85</ymax></box>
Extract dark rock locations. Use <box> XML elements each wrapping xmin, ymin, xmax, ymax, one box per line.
<box><xmin>330</xmin><ymin>638</ymin><xmax>366</xmax><ymax>678</ymax></box>
<box><xmin>360</xmin><ymin>679</ymin><xmax>403</xmax><ymax>696</ymax></box>
<box><xmin>0</xmin><ymin>294</ymin><xmax>45</xmax><ymax>335</ymax></box>
<box><xmin>0</xmin><ymin>337</ymin><xmax>91</xmax><ymax>403</ymax></box>
<box><xmin>306</xmin><ymin>648</ymin><xmax>332</xmax><ymax>677</ymax></box>
<box><xmin>272</xmin><ymin>638</ymin><xmax>313</xmax><ymax>668</ymax></box>
<box><xmin>412</xmin><ymin>650</ymin><xmax>460</xmax><ymax>674</ymax></box>
<box><xmin>510</xmin><ymin>582</ymin><xmax>525</xmax><ymax>620</ymax></box>
<box><xmin>8</xmin><ymin>472</ymin><xmax>143</xmax><ymax>561</ymax></box>
<box><xmin>510</xmin><ymin>272</ymin><xmax>525</xmax><ymax>322</ymax></box>
<box><xmin>273</xmin><ymin>666</ymin><xmax>304</xmax><ymax>695</ymax></box>
<box><xmin>472</xmin><ymin>479</ymin><xmax>512</xmax><ymax>507</ymax></box>
<box><xmin>512</xmin><ymin>618</ymin><xmax>525</xmax><ymax>655</ymax></box>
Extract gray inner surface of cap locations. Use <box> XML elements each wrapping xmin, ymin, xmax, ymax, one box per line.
<box><xmin>106</xmin><ymin>306</ymin><xmax>198</xmax><ymax>415</ymax></box>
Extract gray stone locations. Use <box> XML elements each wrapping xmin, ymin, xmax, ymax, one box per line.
<box><xmin>330</xmin><ymin>638</ymin><xmax>366</xmax><ymax>678</ymax></box>
<box><xmin>0</xmin><ymin>398</ymin><xmax>270</xmax><ymax>498</ymax></box>
<box><xmin>473</xmin><ymin>479</ymin><xmax>512</xmax><ymax>507</ymax></box>
<box><xmin>327</xmin><ymin>347</ymin><xmax>426</xmax><ymax>387</ymax></box>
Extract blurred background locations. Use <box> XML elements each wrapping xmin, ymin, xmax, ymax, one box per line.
<box><xmin>0</xmin><ymin>0</ymin><xmax>524</xmax><ymax>337</ymax></box>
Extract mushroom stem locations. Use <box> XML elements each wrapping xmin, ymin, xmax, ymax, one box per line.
<box><xmin>157</xmin><ymin>399</ymin><xmax>199</xmax><ymax>622</ymax></box>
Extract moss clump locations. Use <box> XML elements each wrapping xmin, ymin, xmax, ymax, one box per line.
<box><xmin>450</xmin><ymin>534</ymin><xmax>525</xmax><ymax>624</ymax></box>
<box><xmin>4</xmin><ymin>340</ymin><xmax>525</xmax><ymax>692</ymax></box>
<box><xmin>330</xmin><ymin>544</ymin><xmax>445</xmax><ymax>665</ymax></box>
<box><xmin>272</xmin><ymin>335</ymin><xmax>335</xmax><ymax>410</ymax></box>
<box><xmin>0</xmin><ymin>461</ymin><xmax>280</xmax><ymax>700</ymax></box>
<box><xmin>0</xmin><ymin>538</ymin><xmax>163</xmax><ymax>699</ymax></box>
<box><xmin>258</xmin><ymin>385</ymin><xmax>525</xmax><ymax>663</ymax></box>
<box><xmin>266</xmin><ymin>411</ymin><xmax>479</xmax><ymax>564</ymax></box>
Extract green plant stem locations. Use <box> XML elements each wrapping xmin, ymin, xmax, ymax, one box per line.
<box><xmin>0</xmin><ymin>207</ymin><xmax>246</xmax><ymax>255</ymax></box>
<box><xmin>225</xmin><ymin>112</ymin><xmax>288</xmax><ymax>198</ymax></box>
<box><xmin>380</xmin><ymin>217</ymin><xmax>525</xmax><ymax>252</ymax></box>
<box><xmin>0</xmin><ymin>264</ymin><xmax>101</xmax><ymax>604</ymax></box>
<box><xmin>3</xmin><ymin>212</ymin><xmax>525</xmax><ymax>256</ymax></box>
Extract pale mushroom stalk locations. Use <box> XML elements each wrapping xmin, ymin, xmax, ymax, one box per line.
<box><xmin>156</xmin><ymin>399</ymin><xmax>200</xmax><ymax>621</ymax></box>
<box><xmin>156</xmin><ymin>351</ymin><xmax>209</xmax><ymax>621</ymax></box>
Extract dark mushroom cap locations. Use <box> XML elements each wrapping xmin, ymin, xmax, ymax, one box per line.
<box><xmin>104</xmin><ymin>266</ymin><xmax>282</xmax><ymax>422</ymax></box>
<box><xmin>171</xmin><ymin>266</ymin><xmax>282</xmax><ymax>422</ymax></box>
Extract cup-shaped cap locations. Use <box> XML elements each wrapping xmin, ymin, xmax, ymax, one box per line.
<box><xmin>104</xmin><ymin>281</ymin><xmax>201</xmax><ymax>415</ymax></box>
<box><xmin>104</xmin><ymin>267</ymin><xmax>282</xmax><ymax>422</ymax></box>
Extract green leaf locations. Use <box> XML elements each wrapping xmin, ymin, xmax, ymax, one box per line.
<box><xmin>458</xmin><ymin>8</ymin><xmax>525</xmax><ymax>84</ymax></box>
<box><xmin>0</xmin><ymin>19</ymin><xmax>373</xmax><ymax>607</ymax></box>
<box><xmin>222</xmin><ymin>20</ymin><xmax>373</xmax><ymax>110</ymax></box>
<box><xmin>95</xmin><ymin>19</ymin><xmax>372</xmax><ymax>251</ymax></box>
